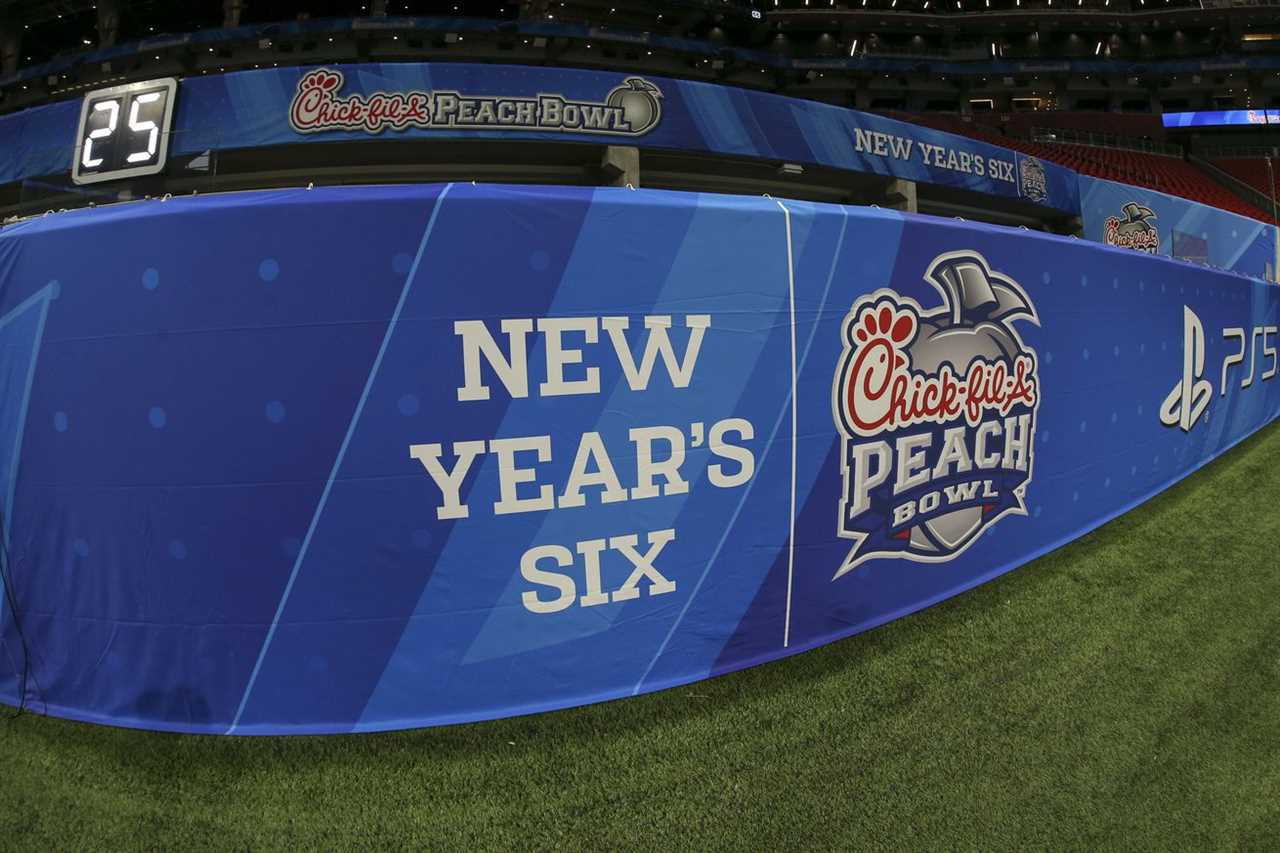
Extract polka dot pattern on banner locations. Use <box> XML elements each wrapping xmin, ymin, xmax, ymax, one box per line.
<box><xmin>258</xmin><ymin>258</ymin><xmax>280</xmax><ymax>282</ymax></box>
<box><xmin>398</xmin><ymin>394</ymin><xmax>420</xmax><ymax>416</ymax></box>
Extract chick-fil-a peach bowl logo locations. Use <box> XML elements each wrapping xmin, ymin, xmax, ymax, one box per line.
<box><xmin>831</xmin><ymin>251</ymin><xmax>1041</xmax><ymax>577</ymax></box>
<box><xmin>288</xmin><ymin>67</ymin><xmax>663</xmax><ymax>136</ymax></box>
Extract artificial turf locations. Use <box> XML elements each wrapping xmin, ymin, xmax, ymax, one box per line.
<box><xmin>2</xmin><ymin>421</ymin><xmax>1278</xmax><ymax>850</ymax></box>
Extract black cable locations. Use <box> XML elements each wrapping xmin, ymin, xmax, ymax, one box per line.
<box><xmin>0</xmin><ymin>508</ymin><xmax>40</xmax><ymax>719</ymax></box>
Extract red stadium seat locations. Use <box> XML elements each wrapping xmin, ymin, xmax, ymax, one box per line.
<box><xmin>887</xmin><ymin>113</ymin><xmax>1274</xmax><ymax>224</ymax></box>
<box><xmin>1213</xmin><ymin>158</ymin><xmax>1280</xmax><ymax>210</ymax></box>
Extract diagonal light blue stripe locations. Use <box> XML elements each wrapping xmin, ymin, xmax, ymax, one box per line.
<box><xmin>1221</xmin><ymin>221</ymin><xmax>1265</xmax><ymax>271</ymax></box>
<box><xmin>0</xmin><ymin>282</ymin><xmax>56</xmax><ymax>666</ymax></box>
<box><xmin>1</xmin><ymin>284</ymin><xmax>56</xmax><ymax>618</ymax></box>
<box><xmin>632</xmin><ymin>201</ymin><xmax>849</xmax><ymax>694</ymax></box>
<box><xmin>227</xmin><ymin>183</ymin><xmax>454</xmax><ymax>733</ymax></box>
<box><xmin>2</xmin><ymin>285</ymin><xmax>53</xmax><ymax>552</ymax></box>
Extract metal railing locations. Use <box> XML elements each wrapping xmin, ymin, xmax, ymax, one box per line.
<box><xmin>1198</xmin><ymin>144</ymin><xmax>1280</xmax><ymax>159</ymax></box>
<box><xmin>1189</xmin><ymin>153</ymin><xmax>1279</xmax><ymax>222</ymax></box>
<box><xmin>1028</xmin><ymin>126</ymin><xmax>1181</xmax><ymax>156</ymax></box>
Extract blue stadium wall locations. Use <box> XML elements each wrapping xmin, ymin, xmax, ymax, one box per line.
<box><xmin>1080</xmin><ymin>175</ymin><xmax>1280</xmax><ymax>282</ymax></box>
<box><xmin>1</xmin><ymin>183</ymin><xmax>1278</xmax><ymax>734</ymax></box>
<box><xmin>6</xmin><ymin>61</ymin><xmax>1278</xmax><ymax>280</ymax></box>
<box><xmin>0</xmin><ymin>62</ymin><xmax>1080</xmax><ymax>212</ymax></box>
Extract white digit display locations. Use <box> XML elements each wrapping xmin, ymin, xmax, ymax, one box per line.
<box><xmin>126</xmin><ymin>92</ymin><xmax>162</xmax><ymax>164</ymax></box>
<box><xmin>71</xmin><ymin>78</ymin><xmax>178</xmax><ymax>185</ymax></box>
<box><xmin>81</xmin><ymin>99</ymin><xmax>120</xmax><ymax>168</ymax></box>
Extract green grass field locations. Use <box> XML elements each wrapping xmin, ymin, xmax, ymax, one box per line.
<box><xmin>2</xmin><ymin>422</ymin><xmax>1278</xmax><ymax>850</ymax></box>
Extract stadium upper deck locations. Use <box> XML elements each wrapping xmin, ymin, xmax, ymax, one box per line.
<box><xmin>6</xmin><ymin>0</ymin><xmax>1280</xmax><ymax>116</ymax></box>
<box><xmin>4</xmin><ymin>0</ymin><xmax>1280</xmax><ymax>239</ymax></box>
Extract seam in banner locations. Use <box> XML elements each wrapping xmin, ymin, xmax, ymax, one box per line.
<box><xmin>778</xmin><ymin>200</ymin><xmax>798</xmax><ymax>650</ymax></box>
<box><xmin>631</xmin><ymin>202</ymin><xmax>848</xmax><ymax>693</ymax></box>
<box><xmin>226</xmin><ymin>182</ymin><xmax>455</xmax><ymax>734</ymax></box>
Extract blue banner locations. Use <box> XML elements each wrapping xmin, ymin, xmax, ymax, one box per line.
<box><xmin>0</xmin><ymin>100</ymin><xmax>80</xmax><ymax>185</ymax></box>
<box><xmin>1162</xmin><ymin>109</ymin><xmax>1280</xmax><ymax>128</ymax></box>
<box><xmin>1080</xmin><ymin>174</ymin><xmax>1279</xmax><ymax>282</ymax></box>
<box><xmin>0</xmin><ymin>63</ymin><xmax>1079</xmax><ymax>213</ymax></box>
<box><xmin>1</xmin><ymin>183</ymin><xmax>1276</xmax><ymax>734</ymax></box>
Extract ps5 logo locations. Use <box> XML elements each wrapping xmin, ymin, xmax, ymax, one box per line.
<box><xmin>1160</xmin><ymin>305</ymin><xmax>1277</xmax><ymax>433</ymax></box>
<box><xmin>1159</xmin><ymin>307</ymin><xmax>1212</xmax><ymax>432</ymax></box>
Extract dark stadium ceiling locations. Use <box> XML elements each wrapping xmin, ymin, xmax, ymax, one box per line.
<box><xmin>4</xmin><ymin>0</ymin><xmax>1280</xmax><ymax>115</ymax></box>
<box><xmin>1</xmin><ymin>0</ymin><xmax>1274</xmax><ymax>58</ymax></box>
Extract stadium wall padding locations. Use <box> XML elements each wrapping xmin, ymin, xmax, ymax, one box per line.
<box><xmin>0</xmin><ymin>62</ymin><xmax>1077</xmax><ymax>213</ymax></box>
<box><xmin>1079</xmin><ymin>174</ymin><xmax>1280</xmax><ymax>281</ymax></box>
<box><xmin>0</xmin><ymin>183</ymin><xmax>1277</xmax><ymax>734</ymax></box>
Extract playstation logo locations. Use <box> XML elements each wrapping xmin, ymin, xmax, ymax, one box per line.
<box><xmin>1159</xmin><ymin>306</ymin><xmax>1212</xmax><ymax>433</ymax></box>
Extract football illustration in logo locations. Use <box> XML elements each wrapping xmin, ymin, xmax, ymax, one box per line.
<box><xmin>1019</xmin><ymin>157</ymin><xmax>1048</xmax><ymax>202</ymax></box>
<box><xmin>1103</xmin><ymin>202</ymin><xmax>1159</xmax><ymax>253</ymax></box>
<box><xmin>832</xmin><ymin>251</ymin><xmax>1041</xmax><ymax>578</ymax></box>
